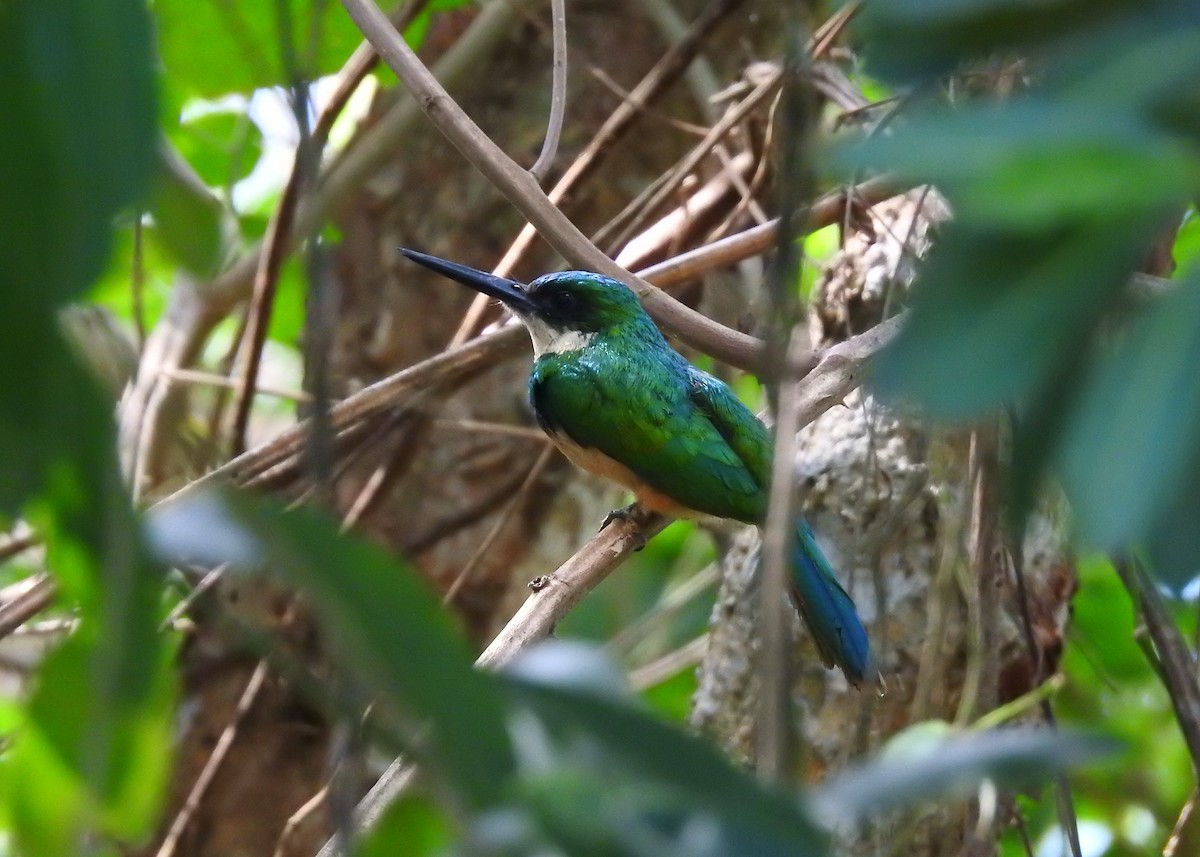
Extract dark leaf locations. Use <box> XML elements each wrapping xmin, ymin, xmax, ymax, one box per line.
<box><xmin>811</xmin><ymin>726</ymin><xmax>1118</xmax><ymax>825</ymax></box>
<box><xmin>1060</xmin><ymin>273</ymin><xmax>1200</xmax><ymax>573</ymax></box>
<box><xmin>503</xmin><ymin>662</ymin><xmax>825</xmax><ymax>856</ymax></box>
<box><xmin>149</xmin><ymin>144</ymin><xmax>233</xmax><ymax>277</ymax></box>
<box><xmin>855</xmin><ymin>0</ymin><xmax>1141</xmax><ymax>83</ymax></box>
<box><xmin>871</xmin><ymin>218</ymin><xmax>1154</xmax><ymax>419</ymax></box>
<box><xmin>147</xmin><ymin>491</ymin><xmax>516</xmax><ymax>808</ymax></box>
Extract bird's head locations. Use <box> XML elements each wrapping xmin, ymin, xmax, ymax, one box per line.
<box><xmin>400</xmin><ymin>248</ymin><xmax>660</xmax><ymax>356</ymax></box>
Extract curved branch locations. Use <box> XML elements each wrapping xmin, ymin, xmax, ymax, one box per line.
<box><xmin>528</xmin><ymin>0</ymin><xmax>567</xmax><ymax>182</ymax></box>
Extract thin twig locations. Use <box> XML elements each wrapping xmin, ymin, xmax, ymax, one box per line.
<box><xmin>0</xmin><ymin>575</ymin><xmax>56</xmax><ymax>641</ymax></box>
<box><xmin>757</xmin><ymin>332</ymin><xmax>805</xmax><ymax>786</ymax></box>
<box><xmin>607</xmin><ymin>562</ymin><xmax>719</xmax><ymax>655</ymax></box>
<box><xmin>598</xmin><ymin>0</ymin><xmax>857</xmax><ymax>252</ymax></box>
<box><xmin>1165</xmin><ymin>790</ymin><xmax>1199</xmax><ymax>857</ymax></box>
<box><xmin>0</xmin><ymin>531</ymin><xmax>40</xmax><ymax>563</ymax></box>
<box><xmin>528</xmin><ymin>0</ymin><xmax>567</xmax><ymax>182</ymax></box>
<box><xmin>228</xmin><ymin>144</ymin><xmax>310</xmax><ymax>458</ymax></box>
<box><xmin>273</xmin><ymin>784</ymin><xmax>330</xmax><ymax>857</ymax></box>
<box><xmin>599</xmin><ymin>67</ymin><xmax>781</xmax><ymax>253</ymax></box>
<box><xmin>162</xmin><ymin>366</ymin><xmax>312</xmax><ymax>403</ymax></box>
<box><xmin>614</xmin><ymin>149</ymin><xmax>756</xmax><ymax>271</ymax></box>
<box><xmin>132</xmin><ymin>214</ymin><xmax>147</xmax><ymax>352</ymax></box>
<box><xmin>1010</xmin><ymin>543</ymin><xmax>1083</xmax><ymax>857</ymax></box>
<box><xmin>629</xmin><ymin>633</ymin><xmax>709</xmax><ymax>690</ymax></box>
<box><xmin>476</xmin><ymin>511</ymin><xmax>670</xmax><ymax>668</ymax></box>
<box><xmin>443</xmin><ymin>445</ymin><xmax>555</xmax><ymax>604</ymax></box>
<box><xmin>155</xmin><ymin>661</ymin><xmax>271</xmax><ymax>857</ymax></box>
<box><xmin>1116</xmin><ymin>557</ymin><xmax>1200</xmax><ymax>779</ymax></box>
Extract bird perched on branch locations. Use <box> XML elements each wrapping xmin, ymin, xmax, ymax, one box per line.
<box><xmin>401</xmin><ymin>249</ymin><xmax>870</xmax><ymax>686</ymax></box>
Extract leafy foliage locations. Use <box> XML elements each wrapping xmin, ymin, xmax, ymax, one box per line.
<box><xmin>847</xmin><ymin>0</ymin><xmax>1200</xmax><ymax>586</ymax></box>
<box><xmin>148</xmin><ymin>492</ymin><xmax>1109</xmax><ymax>856</ymax></box>
<box><xmin>0</xmin><ymin>0</ymin><xmax>175</xmax><ymax>853</ymax></box>
<box><xmin>0</xmin><ymin>0</ymin><xmax>1191</xmax><ymax>854</ymax></box>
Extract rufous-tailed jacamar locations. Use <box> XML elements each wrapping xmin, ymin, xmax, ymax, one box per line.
<box><xmin>401</xmin><ymin>249</ymin><xmax>870</xmax><ymax>685</ymax></box>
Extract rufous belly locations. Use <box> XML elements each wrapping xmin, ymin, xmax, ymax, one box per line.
<box><xmin>548</xmin><ymin>434</ymin><xmax>699</xmax><ymax>519</ymax></box>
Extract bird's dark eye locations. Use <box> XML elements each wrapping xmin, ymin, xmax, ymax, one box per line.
<box><xmin>545</xmin><ymin>290</ymin><xmax>579</xmax><ymax>315</ymax></box>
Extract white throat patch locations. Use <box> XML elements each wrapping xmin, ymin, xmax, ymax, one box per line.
<box><xmin>523</xmin><ymin>315</ymin><xmax>596</xmax><ymax>356</ymax></box>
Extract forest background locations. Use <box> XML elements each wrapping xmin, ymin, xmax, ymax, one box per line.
<box><xmin>1</xmin><ymin>0</ymin><xmax>1199</xmax><ymax>856</ymax></box>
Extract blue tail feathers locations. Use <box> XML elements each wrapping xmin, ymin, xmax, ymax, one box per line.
<box><xmin>789</xmin><ymin>517</ymin><xmax>871</xmax><ymax>686</ymax></box>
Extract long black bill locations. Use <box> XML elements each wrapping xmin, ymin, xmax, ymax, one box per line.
<box><xmin>399</xmin><ymin>248</ymin><xmax>536</xmax><ymax>314</ymax></box>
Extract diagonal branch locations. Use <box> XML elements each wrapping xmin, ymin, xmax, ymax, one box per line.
<box><xmin>339</xmin><ymin>0</ymin><xmax>772</xmax><ymax>369</ymax></box>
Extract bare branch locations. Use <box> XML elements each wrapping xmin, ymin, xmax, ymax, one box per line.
<box><xmin>528</xmin><ymin>0</ymin><xmax>567</xmax><ymax>183</ymax></box>
<box><xmin>339</xmin><ymin>0</ymin><xmax>772</xmax><ymax>369</ymax></box>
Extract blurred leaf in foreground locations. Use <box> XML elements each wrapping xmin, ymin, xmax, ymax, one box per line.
<box><xmin>811</xmin><ymin>724</ymin><xmax>1119</xmax><ymax>826</ymax></box>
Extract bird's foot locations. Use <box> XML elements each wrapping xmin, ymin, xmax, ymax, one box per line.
<box><xmin>600</xmin><ymin>502</ymin><xmax>649</xmax><ymax>551</ymax></box>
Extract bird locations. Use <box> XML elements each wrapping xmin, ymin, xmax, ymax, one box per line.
<box><xmin>400</xmin><ymin>248</ymin><xmax>871</xmax><ymax>686</ymax></box>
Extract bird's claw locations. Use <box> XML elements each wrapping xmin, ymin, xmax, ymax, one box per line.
<box><xmin>600</xmin><ymin>503</ymin><xmax>648</xmax><ymax>551</ymax></box>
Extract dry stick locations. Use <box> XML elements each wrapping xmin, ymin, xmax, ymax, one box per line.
<box><xmin>642</xmin><ymin>175</ymin><xmax>894</xmax><ymax>285</ymax></box>
<box><xmin>1009</xmin><ymin>546</ymin><xmax>1083</xmax><ymax>857</ymax></box>
<box><xmin>161</xmin><ymin>367</ymin><xmax>311</xmax><ymax>403</ymax></box>
<box><xmin>274</xmin><ymin>784</ymin><xmax>331</xmax><ymax>857</ymax></box>
<box><xmin>449</xmin><ymin>0</ymin><xmax>748</xmax><ymax>346</ymax></box>
<box><xmin>757</xmin><ymin>333</ymin><xmax>806</xmax><ymax>787</ymax></box>
<box><xmin>341</xmin><ymin>0</ymin><xmax>770</xmax><ymax>369</ymax></box>
<box><xmin>476</xmin><ymin>513</ymin><xmax>670</xmax><ymax>668</ymax></box>
<box><xmin>615</xmin><ymin>149</ymin><xmax>756</xmax><ymax>270</ymax></box>
<box><xmin>956</xmin><ymin>427</ymin><xmax>1001</xmax><ymax>726</ymax></box>
<box><xmin>600</xmin><ymin>67</ymin><xmax>782</xmax><ymax>253</ymax></box>
<box><xmin>528</xmin><ymin>0</ymin><xmax>567</xmax><ymax>182</ymax></box>
<box><xmin>1116</xmin><ymin>557</ymin><xmax>1200</xmax><ymax>780</ymax></box>
<box><xmin>320</xmin><ymin>0</ymin><xmax>433</xmax><ymax>141</ymax></box>
<box><xmin>1165</xmin><ymin>791</ymin><xmax>1200</xmax><ymax>857</ymax></box>
<box><xmin>0</xmin><ymin>531</ymin><xmax>39</xmax><ymax>563</ymax></box>
<box><xmin>629</xmin><ymin>633</ymin><xmax>709</xmax><ymax>690</ymax></box>
<box><xmin>0</xmin><ymin>575</ymin><xmax>57</xmax><ymax>640</ymax></box>
<box><xmin>155</xmin><ymin>661</ymin><xmax>271</xmax><ymax>857</ymax></box>
<box><xmin>961</xmin><ymin>428</ymin><xmax>1003</xmax><ymax>849</ymax></box>
<box><xmin>596</xmin><ymin>1</ymin><xmax>857</xmax><ymax>254</ymax></box>
<box><xmin>442</xmin><ymin>444</ymin><xmax>554</xmax><ymax>604</ymax></box>
<box><xmin>228</xmin><ymin>163</ymin><xmax>308</xmax><ymax>458</ymax></box>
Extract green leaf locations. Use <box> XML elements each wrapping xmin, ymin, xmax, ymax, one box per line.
<box><xmin>1060</xmin><ymin>273</ymin><xmax>1200</xmax><ymax>574</ymax></box>
<box><xmin>871</xmin><ymin>218</ymin><xmax>1153</xmax><ymax>419</ymax></box>
<box><xmin>353</xmin><ymin>794</ymin><xmax>454</xmax><ymax>857</ymax></box>
<box><xmin>1142</xmin><ymin>455</ymin><xmax>1200</xmax><ymax>590</ymax></box>
<box><xmin>10</xmin><ymin>373</ymin><xmax>176</xmax><ymax>853</ymax></box>
<box><xmin>0</xmin><ymin>0</ymin><xmax>156</xmax><ymax>309</ymax></box>
<box><xmin>149</xmin><ymin>144</ymin><xmax>234</xmax><ymax>277</ymax></box>
<box><xmin>171</xmin><ymin>105</ymin><xmax>264</xmax><ymax>190</ymax></box>
<box><xmin>0</xmin><ymin>0</ymin><xmax>156</xmax><ymax>511</ymax></box>
<box><xmin>854</xmin><ymin>0</ymin><xmax>1140</xmax><ymax>84</ymax></box>
<box><xmin>147</xmin><ymin>492</ymin><xmax>517</xmax><ymax>808</ymax></box>
<box><xmin>155</xmin><ymin>0</ymin><xmax>355</xmax><ymax>97</ymax></box>
<box><xmin>503</xmin><ymin>670</ymin><xmax>825</xmax><ymax>856</ymax></box>
<box><xmin>12</xmin><ymin>632</ymin><xmax>176</xmax><ymax>854</ymax></box>
<box><xmin>843</xmin><ymin>102</ymin><xmax>1197</xmax><ymax>229</ymax></box>
<box><xmin>811</xmin><ymin>727</ymin><xmax>1118</xmax><ymax>825</ymax></box>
